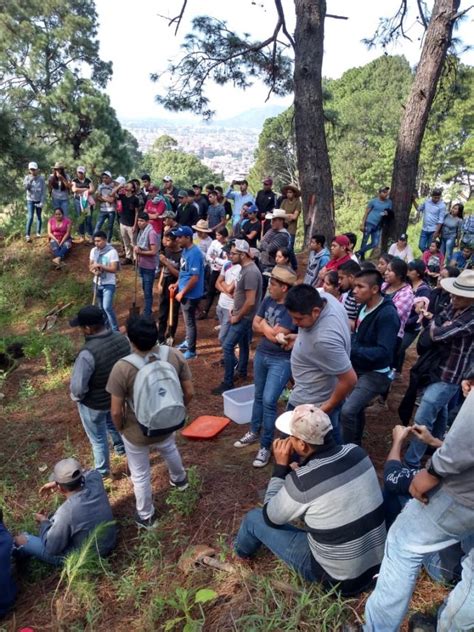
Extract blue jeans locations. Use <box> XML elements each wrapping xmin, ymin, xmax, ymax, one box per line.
<box><xmin>222</xmin><ymin>318</ymin><xmax>252</xmax><ymax>387</ymax></box>
<box><xmin>440</xmin><ymin>236</ymin><xmax>456</xmax><ymax>264</ymax></box>
<box><xmin>438</xmin><ymin>546</ymin><xmax>474</xmax><ymax>632</ymax></box>
<box><xmin>234</xmin><ymin>508</ymin><xmax>321</xmax><ymax>582</ymax></box>
<box><xmin>359</xmin><ymin>224</ymin><xmax>381</xmax><ymax>258</ymax></box>
<box><xmin>77</xmin><ymin>402</ymin><xmax>125</xmax><ymax>475</ymax></box>
<box><xmin>95</xmin><ymin>211</ymin><xmax>116</xmax><ymax>242</ymax></box>
<box><xmin>16</xmin><ymin>534</ymin><xmax>64</xmax><ymax>566</ymax></box>
<box><xmin>180</xmin><ymin>297</ymin><xmax>200</xmax><ymax>352</ymax></box>
<box><xmin>419</xmin><ymin>229</ymin><xmax>435</xmax><ymax>252</ymax></box>
<box><xmin>288</xmin><ymin>233</ymin><xmax>298</xmax><ymax>270</ymax></box>
<box><xmin>341</xmin><ymin>371</ymin><xmax>391</xmax><ymax>445</ymax></box>
<box><xmin>364</xmin><ymin>489</ymin><xmax>474</xmax><ymax>632</ymax></box>
<box><xmin>52</xmin><ymin>197</ymin><xmax>70</xmax><ymax>217</ymax></box>
<box><xmin>250</xmin><ymin>351</ymin><xmax>292</xmax><ymax>449</ymax></box>
<box><xmin>139</xmin><ymin>267</ymin><xmax>155</xmax><ymax>317</ymax></box>
<box><xmin>50</xmin><ymin>239</ymin><xmax>72</xmax><ymax>260</ymax></box>
<box><xmin>26</xmin><ymin>200</ymin><xmax>43</xmax><ymax>236</ymax></box>
<box><xmin>404</xmin><ymin>381</ymin><xmax>459</xmax><ymax>468</ymax></box>
<box><xmin>74</xmin><ymin>197</ymin><xmax>94</xmax><ymax>236</ymax></box>
<box><xmin>95</xmin><ymin>283</ymin><xmax>119</xmax><ymax>332</ymax></box>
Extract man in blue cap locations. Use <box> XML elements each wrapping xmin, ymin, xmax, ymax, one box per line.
<box><xmin>169</xmin><ymin>226</ymin><xmax>205</xmax><ymax>360</ymax></box>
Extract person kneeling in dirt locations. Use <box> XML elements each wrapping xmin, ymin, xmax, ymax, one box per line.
<box><xmin>234</xmin><ymin>405</ymin><xmax>386</xmax><ymax>597</ymax></box>
<box><xmin>13</xmin><ymin>458</ymin><xmax>116</xmax><ymax>566</ymax></box>
<box><xmin>107</xmin><ymin>316</ymin><xmax>194</xmax><ymax>530</ymax></box>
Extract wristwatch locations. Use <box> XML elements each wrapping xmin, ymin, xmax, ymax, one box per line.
<box><xmin>426</xmin><ymin>458</ymin><xmax>442</xmax><ymax>479</ymax></box>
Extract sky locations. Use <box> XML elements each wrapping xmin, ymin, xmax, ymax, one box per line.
<box><xmin>95</xmin><ymin>0</ymin><xmax>474</xmax><ymax>122</ymax></box>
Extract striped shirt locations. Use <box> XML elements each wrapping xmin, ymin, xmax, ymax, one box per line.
<box><xmin>263</xmin><ymin>442</ymin><xmax>386</xmax><ymax>595</ymax></box>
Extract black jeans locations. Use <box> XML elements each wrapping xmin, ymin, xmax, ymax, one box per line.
<box><xmin>203</xmin><ymin>269</ymin><xmax>220</xmax><ymax>314</ymax></box>
<box><xmin>341</xmin><ymin>371</ymin><xmax>391</xmax><ymax>445</ymax></box>
<box><xmin>180</xmin><ymin>297</ymin><xmax>200</xmax><ymax>352</ymax></box>
<box><xmin>157</xmin><ymin>276</ymin><xmax>180</xmax><ymax>342</ymax></box>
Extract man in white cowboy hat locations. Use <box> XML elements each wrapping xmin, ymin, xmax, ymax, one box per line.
<box><xmin>191</xmin><ymin>219</ymin><xmax>213</xmax><ymax>256</ymax></box>
<box><xmin>404</xmin><ymin>268</ymin><xmax>474</xmax><ymax>469</ymax></box>
<box><xmin>259</xmin><ymin>208</ymin><xmax>292</xmax><ymax>292</ymax></box>
<box><xmin>234</xmin><ymin>404</ymin><xmax>385</xmax><ymax>596</ymax></box>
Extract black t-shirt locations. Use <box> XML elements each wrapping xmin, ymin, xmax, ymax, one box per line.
<box><xmin>177</xmin><ymin>203</ymin><xmax>198</xmax><ymax>228</ymax></box>
<box><xmin>256</xmin><ymin>189</ymin><xmax>277</xmax><ymax>215</ymax></box>
<box><xmin>242</xmin><ymin>218</ymin><xmax>261</xmax><ymax>247</ymax></box>
<box><xmin>119</xmin><ymin>194</ymin><xmax>139</xmax><ymax>226</ymax></box>
<box><xmin>195</xmin><ymin>195</ymin><xmax>209</xmax><ymax>219</ymax></box>
<box><xmin>72</xmin><ymin>177</ymin><xmax>92</xmax><ymax>199</ymax></box>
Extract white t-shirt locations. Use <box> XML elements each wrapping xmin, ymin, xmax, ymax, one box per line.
<box><xmin>388</xmin><ymin>243</ymin><xmax>414</xmax><ymax>263</ymax></box>
<box><xmin>89</xmin><ymin>246</ymin><xmax>119</xmax><ymax>286</ymax></box>
<box><xmin>217</xmin><ymin>262</ymin><xmax>241</xmax><ymax>310</ymax></box>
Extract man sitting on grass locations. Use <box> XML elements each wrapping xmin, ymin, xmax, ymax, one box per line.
<box><xmin>234</xmin><ymin>404</ymin><xmax>386</xmax><ymax>596</ymax></box>
<box><xmin>13</xmin><ymin>458</ymin><xmax>116</xmax><ymax>565</ymax></box>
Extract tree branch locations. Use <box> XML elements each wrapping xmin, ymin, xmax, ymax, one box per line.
<box><xmin>157</xmin><ymin>0</ymin><xmax>188</xmax><ymax>36</ymax></box>
<box><xmin>274</xmin><ymin>0</ymin><xmax>296</xmax><ymax>49</ymax></box>
<box><xmin>326</xmin><ymin>14</ymin><xmax>349</xmax><ymax>20</ymax></box>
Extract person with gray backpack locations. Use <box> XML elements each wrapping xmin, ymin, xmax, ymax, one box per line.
<box><xmin>106</xmin><ymin>316</ymin><xmax>194</xmax><ymax>529</ymax></box>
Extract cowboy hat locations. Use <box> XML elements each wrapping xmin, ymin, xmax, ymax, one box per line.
<box><xmin>265</xmin><ymin>209</ymin><xmax>288</xmax><ymax>220</ymax></box>
<box><xmin>192</xmin><ymin>219</ymin><xmax>212</xmax><ymax>233</ymax></box>
<box><xmin>440</xmin><ymin>269</ymin><xmax>474</xmax><ymax>299</ymax></box>
<box><xmin>281</xmin><ymin>184</ymin><xmax>301</xmax><ymax>197</ymax></box>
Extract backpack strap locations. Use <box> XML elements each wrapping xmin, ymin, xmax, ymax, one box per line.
<box><xmin>157</xmin><ymin>345</ymin><xmax>170</xmax><ymax>363</ymax></box>
<box><xmin>122</xmin><ymin>347</ymin><xmax>170</xmax><ymax>371</ymax></box>
<box><xmin>121</xmin><ymin>352</ymin><xmax>147</xmax><ymax>371</ymax></box>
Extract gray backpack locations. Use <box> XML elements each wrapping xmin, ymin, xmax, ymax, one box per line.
<box><xmin>123</xmin><ymin>346</ymin><xmax>186</xmax><ymax>437</ymax></box>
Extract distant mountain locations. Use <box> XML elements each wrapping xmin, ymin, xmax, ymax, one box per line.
<box><xmin>121</xmin><ymin>104</ymin><xmax>288</xmax><ymax>131</ymax></box>
<box><xmin>214</xmin><ymin>105</ymin><xmax>287</xmax><ymax>128</ymax></box>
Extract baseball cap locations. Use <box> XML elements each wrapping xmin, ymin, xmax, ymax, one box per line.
<box><xmin>174</xmin><ymin>226</ymin><xmax>194</xmax><ymax>238</ymax></box>
<box><xmin>163</xmin><ymin>176</ymin><xmax>173</xmax><ymax>182</ymax></box>
<box><xmin>178</xmin><ymin>189</ymin><xmax>187</xmax><ymax>198</ymax></box>
<box><xmin>332</xmin><ymin>235</ymin><xmax>350</xmax><ymax>248</ymax></box>
<box><xmin>275</xmin><ymin>404</ymin><xmax>332</xmax><ymax>445</ymax></box>
<box><xmin>162</xmin><ymin>210</ymin><xmax>177</xmax><ymax>219</ymax></box>
<box><xmin>116</xmin><ymin>176</ymin><xmax>126</xmax><ymax>186</ymax></box>
<box><xmin>378</xmin><ymin>186</ymin><xmax>390</xmax><ymax>193</ymax></box>
<box><xmin>77</xmin><ymin>166</ymin><xmax>86</xmax><ymax>174</ymax></box>
<box><xmin>265</xmin><ymin>265</ymin><xmax>297</xmax><ymax>286</ymax></box>
<box><xmin>246</xmin><ymin>204</ymin><xmax>258</xmax><ymax>214</ymax></box>
<box><xmin>69</xmin><ymin>305</ymin><xmax>105</xmax><ymax>327</ymax></box>
<box><xmin>399</xmin><ymin>233</ymin><xmax>408</xmax><ymax>241</ymax></box>
<box><xmin>263</xmin><ymin>177</ymin><xmax>273</xmax><ymax>185</ymax></box>
<box><xmin>192</xmin><ymin>183</ymin><xmax>202</xmax><ymax>189</ymax></box>
<box><xmin>101</xmin><ymin>170</ymin><xmax>112</xmax><ymax>178</ymax></box>
<box><xmin>234</xmin><ymin>239</ymin><xmax>250</xmax><ymax>254</ymax></box>
<box><xmin>49</xmin><ymin>458</ymin><xmax>83</xmax><ymax>485</ymax></box>
<box><xmin>28</xmin><ymin>161</ymin><xmax>38</xmax><ymax>170</ymax></box>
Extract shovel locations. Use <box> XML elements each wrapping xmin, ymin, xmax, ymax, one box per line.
<box><xmin>129</xmin><ymin>258</ymin><xmax>140</xmax><ymax>318</ymax></box>
<box><xmin>92</xmin><ymin>274</ymin><xmax>99</xmax><ymax>306</ymax></box>
<box><xmin>165</xmin><ymin>285</ymin><xmax>176</xmax><ymax>346</ymax></box>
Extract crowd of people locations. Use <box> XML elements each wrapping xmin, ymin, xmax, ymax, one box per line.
<box><xmin>2</xmin><ymin>168</ymin><xmax>473</xmax><ymax>630</ymax></box>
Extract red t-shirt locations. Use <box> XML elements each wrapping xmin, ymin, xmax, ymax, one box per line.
<box><xmin>326</xmin><ymin>253</ymin><xmax>351</xmax><ymax>271</ymax></box>
<box><xmin>145</xmin><ymin>199</ymin><xmax>166</xmax><ymax>235</ymax></box>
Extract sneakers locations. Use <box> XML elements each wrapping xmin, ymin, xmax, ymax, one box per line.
<box><xmin>177</xmin><ymin>340</ymin><xmax>189</xmax><ymax>351</ymax></box>
<box><xmin>183</xmin><ymin>350</ymin><xmax>197</xmax><ymax>360</ymax></box>
<box><xmin>212</xmin><ymin>382</ymin><xmax>232</xmax><ymax>395</ymax></box>
<box><xmin>26</xmin><ymin>235</ymin><xmax>32</xmax><ymax>243</ymax></box>
<box><xmin>234</xmin><ymin>431</ymin><xmax>259</xmax><ymax>448</ymax></box>
<box><xmin>253</xmin><ymin>447</ymin><xmax>271</xmax><ymax>468</ymax></box>
<box><xmin>36</xmin><ymin>233</ymin><xmax>42</xmax><ymax>238</ymax></box>
<box><xmin>169</xmin><ymin>474</ymin><xmax>189</xmax><ymax>491</ymax></box>
<box><xmin>408</xmin><ymin>612</ymin><xmax>437</xmax><ymax>632</ymax></box>
<box><xmin>197</xmin><ymin>311</ymin><xmax>208</xmax><ymax>320</ymax></box>
<box><xmin>135</xmin><ymin>513</ymin><xmax>159</xmax><ymax>530</ymax></box>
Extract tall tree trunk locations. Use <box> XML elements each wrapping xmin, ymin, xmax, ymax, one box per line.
<box><xmin>386</xmin><ymin>0</ymin><xmax>460</xmax><ymax>246</ymax></box>
<box><xmin>293</xmin><ymin>0</ymin><xmax>335</xmax><ymax>244</ymax></box>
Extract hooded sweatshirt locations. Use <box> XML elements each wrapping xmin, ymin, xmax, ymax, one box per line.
<box><xmin>304</xmin><ymin>248</ymin><xmax>330</xmax><ymax>286</ymax></box>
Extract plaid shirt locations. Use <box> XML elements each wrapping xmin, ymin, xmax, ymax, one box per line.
<box><xmin>382</xmin><ymin>283</ymin><xmax>414</xmax><ymax>338</ymax></box>
<box><xmin>431</xmin><ymin>304</ymin><xmax>474</xmax><ymax>384</ymax></box>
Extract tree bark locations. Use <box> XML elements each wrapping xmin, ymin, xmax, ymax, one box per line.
<box><xmin>386</xmin><ymin>0</ymin><xmax>460</xmax><ymax>247</ymax></box>
<box><xmin>293</xmin><ymin>0</ymin><xmax>335</xmax><ymax>244</ymax></box>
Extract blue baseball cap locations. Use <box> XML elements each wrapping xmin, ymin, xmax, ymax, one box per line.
<box><xmin>246</xmin><ymin>204</ymin><xmax>258</xmax><ymax>214</ymax></box>
<box><xmin>174</xmin><ymin>226</ymin><xmax>194</xmax><ymax>238</ymax></box>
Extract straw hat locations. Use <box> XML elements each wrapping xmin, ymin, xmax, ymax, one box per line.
<box><xmin>281</xmin><ymin>184</ymin><xmax>301</xmax><ymax>197</ymax></box>
<box><xmin>440</xmin><ymin>269</ymin><xmax>474</xmax><ymax>298</ymax></box>
<box><xmin>53</xmin><ymin>161</ymin><xmax>65</xmax><ymax>169</ymax></box>
<box><xmin>192</xmin><ymin>219</ymin><xmax>212</xmax><ymax>233</ymax></box>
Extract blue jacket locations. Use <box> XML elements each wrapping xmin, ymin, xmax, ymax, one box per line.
<box><xmin>351</xmin><ymin>297</ymin><xmax>400</xmax><ymax>372</ymax></box>
<box><xmin>0</xmin><ymin>522</ymin><xmax>16</xmax><ymax>617</ymax></box>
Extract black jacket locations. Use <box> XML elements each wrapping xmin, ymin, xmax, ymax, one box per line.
<box><xmin>351</xmin><ymin>297</ymin><xmax>400</xmax><ymax>373</ymax></box>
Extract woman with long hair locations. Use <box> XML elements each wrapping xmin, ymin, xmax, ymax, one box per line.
<box><xmin>382</xmin><ymin>258</ymin><xmax>414</xmax><ymax>372</ymax></box>
<box><xmin>440</xmin><ymin>203</ymin><xmax>463</xmax><ymax>263</ymax></box>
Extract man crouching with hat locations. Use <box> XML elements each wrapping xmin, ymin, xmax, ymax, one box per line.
<box><xmin>13</xmin><ymin>458</ymin><xmax>116</xmax><ymax>565</ymax></box>
<box><xmin>234</xmin><ymin>404</ymin><xmax>386</xmax><ymax>596</ymax></box>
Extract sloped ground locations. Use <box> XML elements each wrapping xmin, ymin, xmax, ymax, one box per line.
<box><xmin>0</xmin><ymin>240</ymin><xmax>447</xmax><ymax>631</ymax></box>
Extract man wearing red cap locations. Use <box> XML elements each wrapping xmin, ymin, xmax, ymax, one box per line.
<box><xmin>317</xmin><ymin>235</ymin><xmax>352</xmax><ymax>284</ymax></box>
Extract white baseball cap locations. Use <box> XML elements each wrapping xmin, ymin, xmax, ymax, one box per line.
<box><xmin>28</xmin><ymin>161</ymin><xmax>38</xmax><ymax>170</ymax></box>
<box><xmin>276</xmin><ymin>404</ymin><xmax>332</xmax><ymax>445</ymax></box>
<box><xmin>77</xmin><ymin>166</ymin><xmax>86</xmax><ymax>174</ymax></box>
